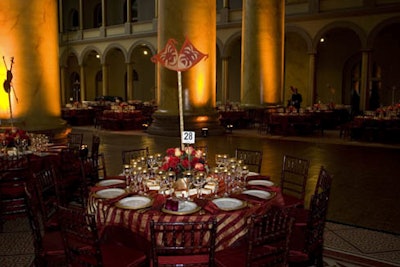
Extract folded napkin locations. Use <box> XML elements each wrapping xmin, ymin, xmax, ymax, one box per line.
<box><xmin>152</xmin><ymin>194</ymin><xmax>166</xmax><ymax>210</ymax></box>
<box><xmin>104</xmin><ymin>192</ymin><xmax>134</xmax><ymax>205</ymax></box>
<box><xmin>233</xmin><ymin>193</ymin><xmax>265</xmax><ymax>204</ymax></box>
<box><xmin>203</xmin><ymin>201</ymin><xmax>220</xmax><ymax>214</ymax></box>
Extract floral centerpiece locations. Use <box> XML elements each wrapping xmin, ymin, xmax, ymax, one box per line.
<box><xmin>160</xmin><ymin>146</ymin><xmax>208</xmax><ymax>176</ymax></box>
<box><xmin>1</xmin><ymin>128</ymin><xmax>29</xmax><ymax>148</ymax></box>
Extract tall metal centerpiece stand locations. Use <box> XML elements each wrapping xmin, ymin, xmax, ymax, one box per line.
<box><xmin>151</xmin><ymin>38</ymin><xmax>208</xmax><ymax>150</ymax></box>
<box><xmin>3</xmin><ymin>56</ymin><xmax>18</xmax><ymax>129</ymax></box>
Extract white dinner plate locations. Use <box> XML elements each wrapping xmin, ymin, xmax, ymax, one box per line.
<box><xmin>96</xmin><ymin>179</ymin><xmax>125</xmax><ymax>187</ymax></box>
<box><xmin>115</xmin><ymin>196</ymin><xmax>153</xmax><ymax>210</ymax></box>
<box><xmin>247</xmin><ymin>180</ymin><xmax>274</xmax><ymax>187</ymax></box>
<box><xmin>242</xmin><ymin>190</ymin><xmax>272</xmax><ymax>200</ymax></box>
<box><xmin>162</xmin><ymin>200</ymin><xmax>201</xmax><ymax>215</ymax></box>
<box><xmin>94</xmin><ymin>188</ymin><xmax>125</xmax><ymax>199</ymax></box>
<box><xmin>212</xmin><ymin>198</ymin><xmax>246</xmax><ymax>211</ymax></box>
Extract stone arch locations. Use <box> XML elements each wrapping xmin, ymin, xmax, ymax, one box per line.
<box><xmin>221</xmin><ymin>31</ymin><xmax>241</xmax><ymax>58</ymax></box>
<box><xmin>285</xmin><ymin>25</ymin><xmax>312</xmax><ymax>53</ymax></box>
<box><xmin>103</xmin><ymin>43</ymin><xmax>128</xmax><ymax>63</ymax></box>
<box><xmin>128</xmin><ymin>40</ymin><xmax>157</xmax><ymax>61</ymax></box>
<box><xmin>367</xmin><ymin>16</ymin><xmax>400</xmax><ymax>48</ymax></box>
<box><xmin>313</xmin><ymin>21</ymin><xmax>367</xmax><ymax>51</ymax></box>
<box><xmin>80</xmin><ymin>46</ymin><xmax>102</xmax><ymax>65</ymax></box>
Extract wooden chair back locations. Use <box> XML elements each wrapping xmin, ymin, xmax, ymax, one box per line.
<box><xmin>57</xmin><ymin>205</ymin><xmax>103</xmax><ymax>266</ymax></box>
<box><xmin>67</xmin><ymin>133</ymin><xmax>83</xmax><ymax>150</ymax></box>
<box><xmin>235</xmin><ymin>148</ymin><xmax>263</xmax><ymax>173</ymax></box>
<box><xmin>122</xmin><ymin>147</ymin><xmax>149</xmax><ymax>165</ymax></box>
<box><xmin>314</xmin><ymin>166</ymin><xmax>333</xmax><ymax>195</ymax></box>
<box><xmin>280</xmin><ymin>155</ymin><xmax>310</xmax><ymax>205</ymax></box>
<box><xmin>32</xmin><ymin>166</ymin><xmax>60</xmax><ymax>230</ymax></box>
<box><xmin>247</xmin><ymin>206</ymin><xmax>293</xmax><ymax>267</ymax></box>
<box><xmin>150</xmin><ymin>218</ymin><xmax>217</xmax><ymax>267</ymax></box>
<box><xmin>0</xmin><ymin>155</ymin><xmax>30</xmax><ymax>231</ymax></box>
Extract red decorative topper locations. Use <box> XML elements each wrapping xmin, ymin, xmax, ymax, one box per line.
<box><xmin>151</xmin><ymin>37</ymin><xmax>208</xmax><ymax>149</ymax></box>
<box><xmin>151</xmin><ymin>37</ymin><xmax>208</xmax><ymax>71</ymax></box>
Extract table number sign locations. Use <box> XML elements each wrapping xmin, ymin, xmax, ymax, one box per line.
<box><xmin>182</xmin><ymin>131</ymin><xmax>195</xmax><ymax>144</ymax></box>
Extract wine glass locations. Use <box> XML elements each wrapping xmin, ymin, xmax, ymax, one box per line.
<box><xmin>241</xmin><ymin>165</ymin><xmax>249</xmax><ymax>189</ymax></box>
<box><xmin>123</xmin><ymin>164</ymin><xmax>132</xmax><ymax>191</ymax></box>
<box><xmin>155</xmin><ymin>153</ymin><xmax>164</xmax><ymax>169</ymax></box>
<box><xmin>147</xmin><ymin>155</ymin><xmax>157</xmax><ymax>178</ymax></box>
<box><xmin>193</xmin><ymin>172</ymin><xmax>206</xmax><ymax>199</ymax></box>
<box><xmin>215</xmin><ymin>154</ymin><xmax>223</xmax><ymax>167</ymax></box>
<box><xmin>1</xmin><ymin>139</ymin><xmax>8</xmax><ymax>155</ymax></box>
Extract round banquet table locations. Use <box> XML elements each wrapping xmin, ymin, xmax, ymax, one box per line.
<box><xmin>88</xmin><ymin>175</ymin><xmax>284</xmax><ymax>251</ymax></box>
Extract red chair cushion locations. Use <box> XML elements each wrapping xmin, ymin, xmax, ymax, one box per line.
<box><xmin>101</xmin><ymin>243</ymin><xmax>147</xmax><ymax>266</ymax></box>
<box><xmin>215</xmin><ymin>246</ymin><xmax>246</xmax><ymax>267</ymax></box>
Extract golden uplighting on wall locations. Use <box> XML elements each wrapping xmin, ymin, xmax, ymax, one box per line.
<box><xmin>0</xmin><ymin>0</ymin><xmax>61</xmax><ymax>123</ymax></box>
<box><xmin>196</xmin><ymin>116</ymin><xmax>209</xmax><ymax>122</ymax></box>
<box><xmin>190</xmin><ymin>66</ymin><xmax>209</xmax><ymax>107</ymax></box>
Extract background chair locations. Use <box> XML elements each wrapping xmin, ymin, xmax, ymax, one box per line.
<box><xmin>32</xmin><ymin>166</ymin><xmax>60</xmax><ymax>231</ymax></box>
<box><xmin>150</xmin><ymin>218</ymin><xmax>217</xmax><ymax>267</ymax></box>
<box><xmin>84</xmin><ymin>135</ymin><xmax>105</xmax><ymax>184</ymax></box>
<box><xmin>314</xmin><ymin>166</ymin><xmax>333</xmax><ymax>195</ymax></box>
<box><xmin>122</xmin><ymin>147</ymin><xmax>149</xmax><ymax>165</ymax></box>
<box><xmin>215</xmin><ymin>206</ymin><xmax>293</xmax><ymax>267</ymax></box>
<box><xmin>67</xmin><ymin>133</ymin><xmax>83</xmax><ymax>151</ymax></box>
<box><xmin>24</xmin><ymin>183</ymin><xmax>66</xmax><ymax>266</ymax></box>
<box><xmin>58</xmin><ymin>205</ymin><xmax>147</xmax><ymax>267</ymax></box>
<box><xmin>280</xmin><ymin>155</ymin><xmax>310</xmax><ymax>208</ymax></box>
<box><xmin>57</xmin><ymin>148</ymin><xmax>88</xmax><ymax>208</ymax></box>
<box><xmin>0</xmin><ymin>155</ymin><xmax>30</xmax><ymax>232</ymax></box>
<box><xmin>235</xmin><ymin>148</ymin><xmax>263</xmax><ymax>173</ymax></box>
<box><xmin>288</xmin><ymin>189</ymin><xmax>332</xmax><ymax>267</ymax></box>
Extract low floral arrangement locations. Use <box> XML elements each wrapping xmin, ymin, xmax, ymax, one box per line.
<box><xmin>160</xmin><ymin>146</ymin><xmax>208</xmax><ymax>175</ymax></box>
<box><xmin>1</xmin><ymin>128</ymin><xmax>29</xmax><ymax>147</ymax></box>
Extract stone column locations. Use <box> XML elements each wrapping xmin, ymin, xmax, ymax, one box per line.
<box><xmin>101</xmin><ymin>64</ymin><xmax>109</xmax><ymax>96</ymax></box>
<box><xmin>60</xmin><ymin>65</ymin><xmax>67</xmax><ymax>105</ymax></box>
<box><xmin>100</xmin><ymin>0</ymin><xmax>106</xmax><ymax>37</ymax></box>
<box><xmin>308</xmin><ymin>52</ymin><xmax>316</xmax><ymax>105</ymax></box>
<box><xmin>241</xmin><ymin>0</ymin><xmax>285</xmax><ymax>106</ymax></box>
<box><xmin>0</xmin><ymin>0</ymin><xmax>65</xmax><ymax>131</ymax></box>
<box><xmin>221</xmin><ymin>56</ymin><xmax>230</xmax><ymax>104</ymax></box>
<box><xmin>147</xmin><ymin>0</ymin><xmax>224</xmax><ymax>136</ymax></box>
<box><xmin>126</xmin><ymin>62</ymin><xmax>134</xmax><ymax>100</ymax></box>
<box><xmin>79</xmin><ymin>65</ymin><xmax>86</xmax><ymax>101</ymax></box>
<box><xmin>360</xmin><ymin>49</ymin><xmax>371</xmax><ymax>111</ymax></box>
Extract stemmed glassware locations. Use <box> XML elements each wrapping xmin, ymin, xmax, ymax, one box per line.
<box><xmin>147</xmin><ymin>155</ymin><xmax>157</xmax><ymax>178</ymax></box>
<box><xmin>193</xmin><ymin>172</ymin><xmax>206</xmax><ymax>199</ymax></box>
<box><xmin>1</xmin><ymin>139</ymin><xmax>8</xmax><ymax>155</ymax></box>
<box><xmin>123</xmin><ymin>164</ymin><xmax>132</xmax><ymax>191</ymax></box>
<box><xmin>241</xmin><ymin>165</ymin><xmax>249</xmax><ymax>189</ymax></box>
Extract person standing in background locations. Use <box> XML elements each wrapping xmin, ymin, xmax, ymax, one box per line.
<box><xmin>290</xmin><ymin>86</ymin><xmax>302</xmax><ymax>112</ymax></box>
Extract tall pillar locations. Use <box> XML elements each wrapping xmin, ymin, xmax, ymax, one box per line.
<box><xmin>308</xmin><ymin>52</ymin><xmax>316</xmax><ymax>105</ymax></box>
<box><xmin>147</xmin><ymin>0</ymin><xmax>224</xmax><ymax>136</ymax></box>
<box><xmin>102</xmin><ymin>64</ymin><xmax>108</xmax><ymax>96</ymax></box>
<box><xmin>360</xmin><ymin>49</ymin><xmax>371</xmax><ymax>111</ymax></box>
<box><xmin>126</xmin><ymin>62</ymin><xmax>134</xmax><ymax>100</ymax></box>
<box><xmin>60</xmin><ymin>66</ymin><xmax>67</xmax><ymax>105</ymax></box>
<box><xmin>221</xmin><ymin>56</ymin><xmax>230</xmax><ymax>104</ymax></box>
<box><xmin>241</xmin><ymin>0</ymin><xmax>285</xmax><ymax>106</ymax></box>
<box><xmin>79</xmin><ymin>65</ymin><xmax>86</xmax><ymax>101</ymax></box>
<box><xmin>0</xmin><ymin>0</ymin><xmax>65</xmax><ymax>131</ymax></box>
